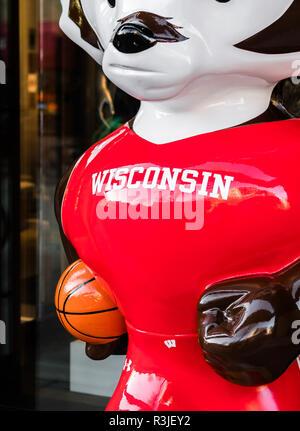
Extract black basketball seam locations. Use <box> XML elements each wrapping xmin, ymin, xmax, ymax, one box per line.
<box><xmin>61</xmin><ymin>276</ymin><xmax>125</xmax><ymax>340</ymax></box>
<box><xmin>59</xmin><ymin>307</ymin><xmax>126</xmax><ymax>339</ymax></box>
<box><xmin>56</xmin><ymin>260</ymin><xmax>83</xmax><ymax>333</ymax></box>
<box><xmin>57</xmin><ymin>264</ymin><xmax>92</xmax><ymax>334</ymax></box>
<box><xmin>63</xmin><ymin>277</ymin><xmax>96</xmax><ymax>312</ymax></box>
<box><xmin>57</xmin><ymin>311</ymin><xmax>126</xmax><ymax>340</ymax></box>
<box><xmin>57</xmin><ymin>260</ymin><xmax>81</xmax><ymax>311</ymax></box>
<box><xmin>55</xmin><ymin>306</ymin><xmax>118</xmax><ymax>315</ymax></box>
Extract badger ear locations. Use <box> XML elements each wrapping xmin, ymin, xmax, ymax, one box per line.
<box><xmin>59</xmin><ymin>0</ymin><xmax>103</xmax><ymax>65</ymax></box>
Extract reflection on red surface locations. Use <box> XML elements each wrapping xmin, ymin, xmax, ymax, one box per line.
<box><xmin>62</xmin><ymin>119</ymin><xmax>300</xmax><ymax>410</ymax></box>
<box><xmin>106</xmin><ymin>324</ymin><xmax>300</xmax><ymax>411</ymax></box>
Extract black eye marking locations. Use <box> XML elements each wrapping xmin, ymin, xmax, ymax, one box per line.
<box><xmin>235</xmin><ymin>1</ymin><xmax>300</xmax><ymax>55</ymax></box>
<box><xmin>216</xmin><ymin>0</ymin><xmax>231</xmax><ymax>2</ymax></box>
<box><xmin>108</xmin><ymin>0</ymin><xmax>116</xmax><ymax>7</ymax></box>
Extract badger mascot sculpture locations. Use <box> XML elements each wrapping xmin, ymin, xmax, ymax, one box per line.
<box><xmin>56</xmin><ymin>0</ymin><xmax>300</xmax><ymax>411</ymax></box>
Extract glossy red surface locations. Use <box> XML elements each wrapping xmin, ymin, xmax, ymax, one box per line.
<box><xmin>62</xmin><ymin>120</ymin><xmax>300</xmax><ymax>410</ymax></box>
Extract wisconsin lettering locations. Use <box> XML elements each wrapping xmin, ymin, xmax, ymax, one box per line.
<box><xmin>92</xmin><ymin>167</ymin><xmax>234</xmax><ymax>201</ymax></box>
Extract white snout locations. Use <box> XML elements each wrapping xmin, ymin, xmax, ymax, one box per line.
<box><xmin>102</xmin><ymin>38</ymin><xmax>202</xmax><ymax>101</ymax></box>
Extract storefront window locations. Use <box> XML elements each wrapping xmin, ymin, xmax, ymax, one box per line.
<box><xmin>35</xmin><ymin>0</ymin><xmax>139</xmax><ymax>411</ymax></box>
<box><xmin>1</xmin><ymin>0</ymin><xmax>139</xmax><ymax>411</ymax></box>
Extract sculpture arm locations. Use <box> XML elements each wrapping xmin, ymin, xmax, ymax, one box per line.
<box><xmin>55</xmin><ymin>161</ymin><xmax>128</xmax><ymax>359</ymax></box>
<box><xmin>197</xmin><ymin>261</ymin><xmax>300</xmax><ymax>386</ymax></box>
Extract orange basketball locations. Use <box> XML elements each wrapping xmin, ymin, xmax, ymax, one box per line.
<box><xmin>55</xmin><ymin>260</ymin><xmax>126</xmax><ymax>344</ymax></box>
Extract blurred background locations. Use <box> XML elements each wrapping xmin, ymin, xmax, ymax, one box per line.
<box><xmin>0</xmin><ymin>0</ymin><xmax>300</xmax><ymax>412</ymax></box>
<box><xmin>0</xmin><ymin>0</ymin><xmax>139</xmax><ymax>411</ymax></box>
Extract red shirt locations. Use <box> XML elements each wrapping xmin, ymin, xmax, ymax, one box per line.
<box><xmin>62</xmin><ymin>120</ymin><xmax>300</xmax><ymax>411</ymax></box>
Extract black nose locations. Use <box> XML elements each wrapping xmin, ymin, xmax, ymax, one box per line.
<box><xmin>113</xmin><ymin>24</ymin><xmax>157</xmax><ymax>54</ymax></box>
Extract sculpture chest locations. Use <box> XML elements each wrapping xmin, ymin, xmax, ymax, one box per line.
<box><xmin>62</xmin><ymin>120</ymin><xmax>300</xmax><ymax>335</ymax></box>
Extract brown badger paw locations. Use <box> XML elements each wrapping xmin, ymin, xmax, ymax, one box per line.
<box><xmin>198</xmin><ymin>261</ymin><xmax>300</xmax><ymax>386</ymax></box>
<box><xmin>85</xmin><ymin>333</ymin><xmax>129</xmax><ymax>360</ymax></box>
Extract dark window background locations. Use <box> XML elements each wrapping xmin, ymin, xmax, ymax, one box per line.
<box><xmin>35</xmin><ymin>0</ymin><xmax>139</xmax><ymax>411</ymax></box>
<box><xmin>0</xmin><ymin>0</ymin><xmax>139</xmax><ymax>411</ymax></box>
<box><xmin>0</xmin><ymin>0</ymin><xmax>299</xmax><ymax>411</ymax></box>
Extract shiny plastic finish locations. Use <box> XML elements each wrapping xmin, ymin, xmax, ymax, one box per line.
<box><xmin>55</xmin><ymin>259</ymin><xmax>127</xmax><ymax>344</ymax></box>
<box><xmin>112</xmin><ymin>12</ymin><xmax>188</xmax><ymax>54</ymax></box>
<box><xmin>198</xmin><ymin>263</ymin><xmax>300</xmax><ymax>387</ymax></box>
<box><xmin>60</xmin><ymin>1</ymin><xmax>300</xmax><ymax>144</ymax></box>
<box><xmin>58</xmin><ymin>0</ymin><xmax>300</xmax><ymax>411</ymax></box>
<box><xmin>106</xmin><ymin>323</ymin><xmax>300</xmax><ymax>411</ymax></box>
<box><xmin>235</xmin><ymin>1</ymin><xmax>300</xmax><ymax>54</ymax></box>
<box><xmin>62</xmin><ymin>120</ymin><xmax>300</xmax><ymax>410</ymax></box>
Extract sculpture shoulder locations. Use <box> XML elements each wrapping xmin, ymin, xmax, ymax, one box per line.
<box><xmin>73</xmin><ymin>125</ymin><xmax>133</xmax><ymax>172</ymax></box>
<box><xmin>55</xmin><ymin>125</ymin><xmax>131</xmax><ymax>229</ymax></box>
<box><xmin>226</xmin><ymin>120</ymin><xmax>300</xmax><ymax>181</ymax></box>
<box><xmin>261</xmin><ymin>119</ymin><xmax>300</xmax><ymax>180</ymax></box>
<box><xmin>259</xmin><ymin>119</ymin><xmax>300</xmax><ymax>152</ymax></box>
<box><xmin>56</xmin><ymin>125</ymin><xmax>131</xmax><ymax>205</ymax></box>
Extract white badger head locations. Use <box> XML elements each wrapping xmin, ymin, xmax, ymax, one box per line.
<box><xmin>60</xmin><ymin>0</ymin><xmax>300</xmax><ymax>142</ymax></box>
